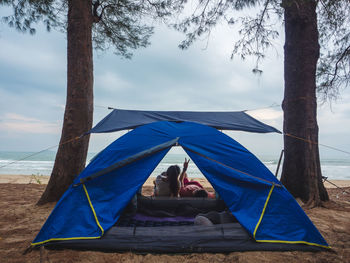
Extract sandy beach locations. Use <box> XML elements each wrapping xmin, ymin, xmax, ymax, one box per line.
<box><xmin>0</xmin><ymin>174</ymin><xmax>349</xmax><ymax>262</ymax></box>
<box><xmin>1</xmin><ymin>173</ymin><xmax>349</xmax><ymax>188</ymax></box>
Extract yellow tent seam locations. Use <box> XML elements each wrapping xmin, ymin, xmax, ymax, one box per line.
<box><xmin>252</xmin><ymin>184</ymin><xmax>329</xmax><ymax>249</ymax></box>
<box><xmin>31</xmin><ymin>184</ymin><xmax>105</xmax><ymax>247</ymax></box>
<box><xmin>255</xmin><ymin>239</ymin><xmax>330</xmax><ymax>249</ymax></box>
<box><xmin>31</xmin><ymin>236</ymin><xmax>102</xmax><ymax>246</ymax></box>
<box><xmin>253</xmin><ymin>184</ymin><xmax>275</xmax><ymax>238</ymax></box>
<box><xmin>82</xmin><ymin>183</ymin><xmax>105</xmax><ymax>235</ymax></box>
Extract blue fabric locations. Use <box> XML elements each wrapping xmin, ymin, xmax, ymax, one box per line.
<box><xmin>33</xmin><ymin>121</ymin><xmax>327</xmax><ymax>248</ymax></box>
<box><xmin>88</xmin><ymin>109</ymin><xmax>281</xmax><ymax>134</ymax></box>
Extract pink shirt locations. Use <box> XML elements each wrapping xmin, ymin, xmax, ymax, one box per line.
<box><xmin>179</xmin><ymin>184</ymin><xmax>202</xmax><ymax>197</ymax></box>
<box><xmin>183</xmin><ymin>177</ymin><xmax>204</xmax><ymax>188</ymax></box>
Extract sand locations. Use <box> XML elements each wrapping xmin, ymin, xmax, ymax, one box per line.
<box><xmin>0</xmin><ymin>174</ymin><xmax>350</xmax><ymax>263</ymax></box>
<box><xmin>1</xmin><ymin>174</ymin><xmax>349</xmax><ymax>188</ymax></box>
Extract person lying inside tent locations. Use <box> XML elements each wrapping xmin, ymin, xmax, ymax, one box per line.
<box><xmin>153</xmin><ymin>158</ymin><xmax>213</xmax><ymax>198</ymax></box>
<box><xmin>179</xmin><ymin>161</ymin><xmax>214</xmax><ymax>198</ymax></box>
<box><xmin>179</xmin><ymin>183</ymin><xmax>214</xmax><ymax>198</ymax></box>
<box><xmin>182</xmin><ymin>172</ymin><xmax>205</xmax><ymax>188</ymax></box>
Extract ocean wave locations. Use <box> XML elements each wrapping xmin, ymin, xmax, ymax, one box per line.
<box><xmin>1</xmin><ymin>152</ymin><xmax>349</xmax><ymax>180</ymax></box>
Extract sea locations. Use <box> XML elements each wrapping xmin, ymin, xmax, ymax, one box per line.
<box><xmin>0</xmin><ymin>151</ymin><xmax>349</xmax><ymax>180</ymax></box>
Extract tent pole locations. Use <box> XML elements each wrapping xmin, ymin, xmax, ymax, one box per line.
<box><xmin>275</xmin><ymin>149</ymin><xmax>284</xmax><ymax>177</ymax></box>
<box><xmin>75</xmin><ymin>137</ymin><xmax>179</xmax><ymax>186</ymax></box>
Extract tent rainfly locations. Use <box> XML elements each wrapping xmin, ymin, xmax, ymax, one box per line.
<box><xmin>32</xmin><ymin>121</ymin><xmax>329</xmax><ymax>251</ymax></box>
<box><xmin>88</xmin><ymin>108</ymin><xmax>281</xmax><ymax>134</ymax></box>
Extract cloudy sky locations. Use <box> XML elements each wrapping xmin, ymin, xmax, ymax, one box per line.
<box><xmin>0</xmin><ymin>10</ymin><xmax>349</xmax><ymax>160</ymax></box>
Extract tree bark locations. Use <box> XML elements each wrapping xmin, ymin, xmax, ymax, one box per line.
<box><xmin>37</xmin><ymin>0</ymin><xmax>93</xmax><ymax>205</ymax></box>
<box><xmin>281</xmin><ymin>0</ymin><xmax>328</xmax><ymax>206</ymax></box>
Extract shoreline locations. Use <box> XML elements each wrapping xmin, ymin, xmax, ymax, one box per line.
<box><xmin>1</xmin><ymin>173</ymin><xmax>349</xmax><ymax>188</ymax></box>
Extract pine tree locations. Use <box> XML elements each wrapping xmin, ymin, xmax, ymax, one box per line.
<box><xmin>1</xmin><ymin>0</ymin><xmax>181</xmax><ymax>204</ymax></box>
<box><xmin>174</xmin><ymin>0</ymin><xmax>350</xmax><ymax>206</ymax></box>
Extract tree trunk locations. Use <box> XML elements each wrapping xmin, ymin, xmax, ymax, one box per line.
<box><xmin>37</xmin><ymin>0</ymin><xmax>93</xmax><ymax>205</ymax></box>
<box><xmin>281</xmin><ymin>0</ymin><xmax>328</xmax><ymax>206</ymax></box>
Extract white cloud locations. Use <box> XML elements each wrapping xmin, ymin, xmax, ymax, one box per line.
<box><xmin>3</xmin><ymin>113</ymin><xmax>39</xmax><ymax>122</ymax></box>
<box><xmin>0</xmin><ymin>15</ymin><xmax>349</xmax><ymax>157</ymax></box>
<box><xmin>247</xmin><ymin>108</ymin><xmax>283</xmax><ymax>121</ymax></box>
<box><xmin>95</xmin><ymin>71</ymin><xmax>132</xmax><ymax>92</ymax></box>
<box><xmin>0</xmin><ymin>38</ymin><xmax>65</xmax><ymax>73</ymax></box>
<box><xmin>0</xmin><ymin>113</ymin><xmax>61</xmax><ymax>134</ymax></box>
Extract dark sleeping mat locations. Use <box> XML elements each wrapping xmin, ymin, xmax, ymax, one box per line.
<box><xmin>44</xmin><ymin>223</ymin><xmax>325</xmax><ymax>253</ymax></box>
<box><xmin>116</xmin><ymin>213</ymin><xmax>195</xmax><ymax>227</ymax></box>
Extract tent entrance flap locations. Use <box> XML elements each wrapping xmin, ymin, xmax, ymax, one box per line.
<box><xmin>76</xmin><ymin>137</ymin><xmax>179</xmax><ymax>186</ymax></box>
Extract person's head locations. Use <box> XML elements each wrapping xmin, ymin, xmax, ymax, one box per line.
<box><xmin>193</xmin><ymin>189</ymin><xmax>208</xmax><ymax>198</ymax></box>
<box><xmin>167</xmin><ymin>165</ymin><xmax>181</xmax><ymax>196</ymax></box>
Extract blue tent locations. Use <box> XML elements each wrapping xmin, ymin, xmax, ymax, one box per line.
<box><xmin>32</xmin><ymin>121</ymin><xmax>328</xmax><ymax>249</ymax></box>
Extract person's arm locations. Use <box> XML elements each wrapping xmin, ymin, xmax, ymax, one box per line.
<box><xmin>179</xmin><ymin>158</ymin><xmax>190</xmax><ymax>187</ymax></box>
